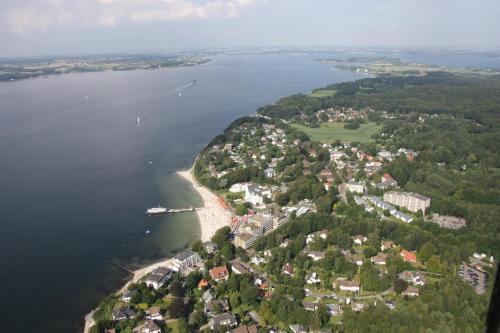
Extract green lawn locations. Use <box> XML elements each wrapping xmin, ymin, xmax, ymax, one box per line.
<box><xmin>168</xmin><ymin>320</ymin><xmax>181</xmax><ymax>333</ymax></box>
<box><xmin>310</xmin><ymin>89</ymin><xmax>337</xmax><ymax>98</ymax></box>
<box><xmin>290</xmin><ymin>122</ymin><xmax>381</xmax><ymax>143</ymax></box>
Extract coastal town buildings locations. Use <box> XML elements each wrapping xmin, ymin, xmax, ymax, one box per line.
<box><xmin>172</xmin><ymin>250</ymin><xmax>201</xmax><ymax>271</ymax></box>
<box><xmin>209</xmin><ymin>313</ymin><xmax>238</xmax><ymax>330</ymax></box>
<box><xmin>234</xmin><ymin>233</ymin><xmax>256</xmax><ymax>249</ymax></box>
<box><xmin>144</xmin><ymin>266</ymin><xmax>172</xmax><ymax>290</ymax></box>
<box><xmin>345</xmin><ymin>181</ymin><xmax>367</xmax><ymax>194</ymax></box>
<box><xmin>383</xmin><ymin>191</ymin><xmax>431</xmax><ymax>213</ymax></box>
<box><xmin>334</xmin><ymin>279</ymin><xmax>360</xmax><ymax>293</ymax></box>
<box><xmin>132</xmin><ymin>319</ymin><xmax>161</xmax><ymax>333</ymax></box>
<box><xmin>210</xmin><ymin>265</ymin><xmax>230</xmax><ymax>282</ymax></box>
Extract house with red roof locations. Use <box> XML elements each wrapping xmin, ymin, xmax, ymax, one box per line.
<box><xmin>401</xmin><ymin>249</ymin><xmax>417</xmax><ymax>263</ymax></box>
<box><xmin>210</xmin><ymin>266</ymin><xmax>229</xmax><ymax>282</ymax></box>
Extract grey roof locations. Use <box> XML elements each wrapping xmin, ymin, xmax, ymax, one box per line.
<box><xmin>174</xmin><ymin>249</ymin><xmax>197</xmax><ymax>261</ymax></box>
<box><xmin>211</xmin><ymin>312</ymin><xmax>237</xmax><ymax>328</ymax></box>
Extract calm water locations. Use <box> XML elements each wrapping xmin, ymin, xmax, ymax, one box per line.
<box><xmin>0</xmin><ymin>54</ymin><xmax>362</xmax><ymax>332</ymax></box>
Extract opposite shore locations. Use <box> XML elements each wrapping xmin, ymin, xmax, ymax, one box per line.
<box><xmin>84</xmin><ymin>162</ymin><xmax>231</xmax><ymax>333</ymax></box>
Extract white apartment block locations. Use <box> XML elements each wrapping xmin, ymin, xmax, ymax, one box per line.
<box><xmin>383</xmin><ymin>191</ymin><xmax>431</xmax><ymax>213</ymax></box>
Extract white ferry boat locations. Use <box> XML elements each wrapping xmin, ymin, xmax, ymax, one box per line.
<box><xmin>146</xmin><ymin>206</ymin><xmax>169</xmax><ymax>215</ymax></box>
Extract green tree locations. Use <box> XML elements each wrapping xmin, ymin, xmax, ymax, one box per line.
<box><xmin>394</xmin><ymin>279</ymin><xmax>408</xmax><ymax>294</ymax></box>
<box><xmin>418</xmin><ymin>242</ymin><xmax>437</xmax><ymax>262</ymax></box>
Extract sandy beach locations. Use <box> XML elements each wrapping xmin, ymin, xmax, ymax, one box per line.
<box><xmin>176</xmin><ymin>167</ymin><xmax>232</xmax><ymax>242</ymax></box>
<box><xmin>84</xmin><ymin>163</ymin><xmax>231</xmax><ymax>332</ymax></box>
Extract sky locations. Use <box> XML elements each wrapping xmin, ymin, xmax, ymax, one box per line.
<box><xmin>0</xmin><ymin>0</ymin><xmax>499</xmax><ymax>57</ymax></box>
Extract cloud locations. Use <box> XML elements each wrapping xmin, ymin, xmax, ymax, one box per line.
<box><xmin>3</xmin><ymin>0</ymin><xmax>267</xmax><ymax>34</ymax></box>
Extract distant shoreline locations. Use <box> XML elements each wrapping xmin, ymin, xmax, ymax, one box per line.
<box><xmin>83</xmin><ymin>159</ymin><xmax>231</xmax><ymax>333</ymax></box>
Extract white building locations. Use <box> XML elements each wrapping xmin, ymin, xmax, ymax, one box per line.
<box><xmin>172</xmin><ymin>250</ymin><xmax>201</xmax><ymax>271</ymax></box>
<box><xmin>383</xmin><ymin>191</ymin><xmax>431</xmax><ymax>213</ymax></box>
<box><xmin>264</xmin><ymin>168</ymin><xmax>276</xmax><ymax>179</ymax></box>
<box><xmin>335</xmin><ymin>279</ymin><xmax>360</xmax><ymax>293</ymax></box>
<box><xmin>144</xmin><ymin>266</ymin><xmax>173</xmax><ymax>290</ymax></box>
<box><xmin>244</xmin><ymin>183</ymin><xmax>272</xmax><ymax>206</ymax></box>
<box><xmin>345</xmin><ymin>181</ymin><xmax>367</xmax><ymax>194</ymax></box>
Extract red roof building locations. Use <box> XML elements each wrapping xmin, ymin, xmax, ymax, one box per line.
<box><xmin>401</xmin><ymin>249</ymin><xmax>417</xmax><ymax>263</ymax></box>
<box><xmin>210</xmin><ymin>266</ymin><xmax>230</xmax><ymax>281</ymax></box>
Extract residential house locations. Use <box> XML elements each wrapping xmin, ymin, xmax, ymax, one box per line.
<box><xmin>204</xmin><ymin>299</ymin><xmax>230</xmax><ymax>318</ymax></box>
<box><xmin>202</xmin><ymin>289</ymin><xmax>215</xmax><ymax>303</ymax></box>
<box><xmin>402</xmin><ymin>286</ymin><xmax>420</xmax><ymax>297</ymax></box>
<box><xmin>381</xmin><ymin>241</ymin><xmax>394</xmax><ymax>251</ymax></box>
<box><xmin>351</xmin><ymin>302</ymin><xmax>366</xmax><ymax>312</ymax></box>
<box><xmin>352</xmin><ymin>235</ymin><xmax>367</xmax><ymax>245</ymax></box>
<box><xmin>345</xmin><ymin>181</ymin><xmax>367</xmax><ymax>194</ymax></box>
<box><xmin>112</xmin><ymin>307</ymin><xmax>137</xmax><ymax>321</ymax></box>
<box><xmin>104</xmin><ymin>329</ymin><xmax>116</xmax><ymax>333</ymax></box>
<box><xmin>380</xmin><ymin>173</ymin><xmax>397</xmax><ymax>187</ymax></box>
<box><xmin>203</xmin><ymin>241</ymin><xmax>219</xmax><ymax>254</ymax></box>
<box><xmin>384</xmin><ymin>301</ymin><xmax>396</xmax><ymax>310</ymax></box>
<box><xmin>282</xmin><ymin>263</ymin><xmax>294</xmax><ymax>276</ymax></box>
<box><xmin>244</xmin><ymin>183</ymin><xmax>272</xmax><ymax>206</ymax></box>
<box><xmin>347</xmin><ymin>254</ymin><xmax>364</xmax><ymax>266</ymax></box>
<box><xmin>400</xmin><ymin>249</ymin><xmax>417</xmax><ymax>263</ymax></box>
<box><xmin>121</xmin><ymin>290</ymin><xmax>138</xmax><ymax>302</ymax></box>
<box><xmin>264</xmin><ymin>168</ymin><xmax>276</xmax><ymax>179</ymax></box>
<box><xmin>307</xmin><ymin>251</ymin><xmax>326</xmax><ymax>262</ymax></box>
<box><xmin>231</xmin><ymin>261</ymin><xmax>254</xmax><ymax>276</ymax></box>
<box><xmin>326</xmin><ymin>303</ymin><xmax>342</xmax><ymax>316</ymax></box>
<box><xmin>209</xmin><ymin>313</ymin><xmax>238</xmax><ymax>330</ymax></box>
<box><xmin>132</xmin><ymin>320</ymin><xmax>161</xmax><ymax>333</ymax></box>
<box><xmin>198</xmin><ymin>279</ymin><xmax>209</xmax><ymax>289</ymax></box>
<box><xmin>305</xmin><ymin>272</ymin><xmax>321</xmax><ymax>284</ymax></box>
<box><xmin>335</xmin><ymin>279</ymin><xmax>360</xmax><ymax>293</ymax></box>
<box><xmin>144</xmin><ymin>266</ymin><xmax>173</xmax><ymax>290</ymax></box>
<box><xmin>399</xmin><ymin>270</ymin><xmax>426</xmax><ymax>286</ymax></box>
<box><xmin>146</xmin><ymin>307</ymin><xmax>163</xmax><ymax>321</ymax></box>
<box><xmin>251</xmin><ymin>256</ymin><xmax>267</xmax><ymax>265</ymax></box>
<box><xmin>210</xmin><ymin>266</ymin><xmax>230</xmax><ymax>282</ymax></box>
<box><xmin>371</xmin><ymin>253</ymin><xmax>387</xmax><ymax>265</ymax></box>
<box><xmin>172</xmin><ymin>250</ymin><xmax>201</xmax><ymax>271</ymax></box>
<box><xmin>302</xmin><ymin>301</ymin><xmax>318</xmax><ymax>312</ymax></box>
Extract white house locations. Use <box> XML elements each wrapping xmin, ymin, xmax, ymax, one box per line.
<box><xmin>306</xmin><ymin>272</ymin><xmax>321</xmax><ymax>284</ymax></box>
<box><xmin>335</xmin><ymin>279</ymin><xmax>360</xmax><ymax>293</ymax></box>
<box><xmin>264</xmin><ymin>168</ymin><xmax>276</xmax><ymax>179</ymax></box>
<box><xmin>352</xmin><ymin>235</ymin><xmax>367</xmax><ymax>245</ymax></box>
<box><xmin>144</xmin><ymin>266</ymin><xmax>173</xmax><ymax>290</ymax></box>
<box><xmin>133</xmin><ymin>319</ymin><xmax>161</xmax><ymax>333</ymax></box>
<box><xmin>345</xmin><ymin>181</ymin><xmax>367</xmax><ymax>194</ymax></box>
<box><xmin>172</xmin><ymin>250</ymin><xmax>201</xmax><ymax>271</ymax></box>
<box><xmin>244</xmin><ymin>183</ymin><xmax>272</xmax><ymax>206</ymax></box>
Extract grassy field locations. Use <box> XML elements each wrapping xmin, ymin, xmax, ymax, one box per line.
<box><xmin>290</xmin><ymin>122</ymin><xmax>381</xmax><ymax>143</ymax></box>
<box><xmin>310</xmin><ymin>89</ymin><xmax>337</xmax><ymax>98</ymax></box>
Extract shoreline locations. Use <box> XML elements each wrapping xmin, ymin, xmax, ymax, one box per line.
<box><xmin>83</xmin><ymin>161</ymin><xmax>231</xmax><ymax>333</ymax></box>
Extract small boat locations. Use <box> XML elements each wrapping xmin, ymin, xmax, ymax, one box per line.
<box><xmin>145</xmin><ymin>230</ymin><xmax>150</xmax><ymax>234</ymax></box>
<box><xmin>146</xmin><ymin>206</ymin><xmax>168</xmax><ymax>215</ymax></box>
